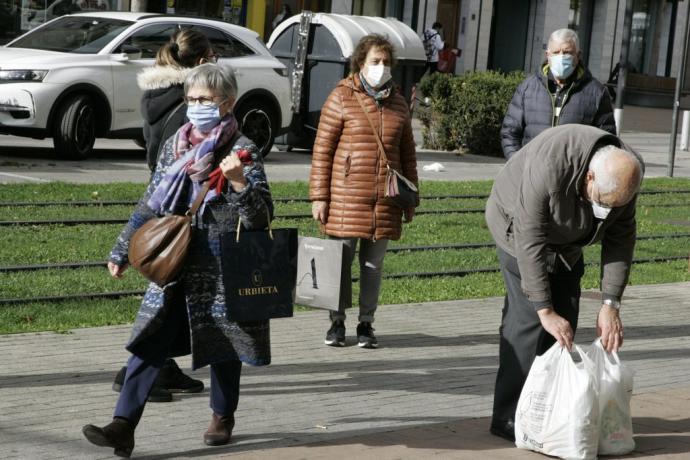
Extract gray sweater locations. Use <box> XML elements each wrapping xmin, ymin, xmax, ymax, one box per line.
<box><xmin>485</xmin><ymin>124</ymin><xmax>642</xmax><ymax>308</ymax></box>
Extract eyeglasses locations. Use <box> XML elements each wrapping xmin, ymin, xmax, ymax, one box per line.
<box><xmin>184</xmin><ymin>96</ymin><xmax>224</xmax><ymax>106</ymax></box>
<box><xmin>206</xmin><ymin>53</ymin><xmax>219</xmax><ymax>63</ymax></box>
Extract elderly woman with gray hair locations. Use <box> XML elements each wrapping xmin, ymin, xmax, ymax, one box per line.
<box><xmin>501</xmin><ymin>28</ymin><xmax>616</xmax><ymax>159</ymax></box>
<box><xmin>82</xmin><ymin>63</ymin><xmax>273</xmax><ymax>457</ymax></box>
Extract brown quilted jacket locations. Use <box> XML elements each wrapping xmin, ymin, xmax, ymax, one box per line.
<box><xmin>309</xmin><ymin>74</ymin><xmax>418</xmax><ymax>241</ymax></box>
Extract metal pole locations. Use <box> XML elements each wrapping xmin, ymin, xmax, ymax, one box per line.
<box><xmin>669</xmin><ymin>2</ymin><xmax>690</xmax><ymax>177</ymax></box>
<box><xmin>614</xmin><ymin>1</ymin><xmax>634</xmax><ymax>136</ymax></box>
<box><xmin>474</xmin><ymin>0</ymin><xmax>483</xmax><ymax>70</ymax></box>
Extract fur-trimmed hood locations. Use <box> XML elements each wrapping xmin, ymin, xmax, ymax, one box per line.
<box><xmin>137</xmin><ymin>65</ymin><xmax>191</xmax><ymax>91</ymax></box>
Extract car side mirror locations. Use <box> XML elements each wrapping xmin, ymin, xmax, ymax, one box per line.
<box><xmin>113</xmin><ymin>45</ymin><xmax>143</xmax><ymax>61</ymax></box>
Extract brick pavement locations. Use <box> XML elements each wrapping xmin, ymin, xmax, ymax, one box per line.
<box><xmin>1</xmin><ymin>282</ymin><xmax>689</xmax><ymax>459</ymax></box>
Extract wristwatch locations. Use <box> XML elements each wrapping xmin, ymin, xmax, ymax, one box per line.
<box><xmin>603</xmin><ymin>298</ymin><xmax>621</xmax><ymax>310</ymax></box>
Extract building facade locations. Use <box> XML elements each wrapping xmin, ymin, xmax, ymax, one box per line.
<box><xmin>3</xmin><ymin>0</ymin><xmax>688</xmax><ymax>97</ymax></box>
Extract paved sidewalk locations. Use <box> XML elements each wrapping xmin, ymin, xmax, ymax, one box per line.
<box><xmin>1</xmin><ymin>282</ymin><xmax>689</xmax><ymax>459</ymax></box>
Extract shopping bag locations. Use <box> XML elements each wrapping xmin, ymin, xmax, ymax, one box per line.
<box><xmin>587</xmin><ymin>338</ymin><xmax>635</xmax><ymax>455</ymax></box>
<box><xmin>220</xmin><ymin>227</ymin><xmax>298</xmax><ymax>322</ymax></box>
<box><xmin>295</xmin><ymin>236</ymin><xmax>345</xmax><ymax>310</ymax></box>
<box><xmin>515</xmin><ymin>343</ymin><xmax>600</xmax><ymax>460</ymax></box>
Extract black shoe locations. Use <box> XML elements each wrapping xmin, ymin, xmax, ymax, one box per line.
<box><xmin>489</xmin><ymin>419</ymin><xmax>515</xmax><ymax>442</ymax></box>
<box><xmin>82</xmin><ymin>417</ymin><xmax>135</xmax><ymax>458</ymax></box>
<box><xmin>356</xmin><ymin>322</ymin><xmax>378</xmax><ymax>349</ymax></box>
<box><xmin>156</xmin><ymin>359</ymin><xmax>204</xmax><ymax>393</ymax></box>
<box><xmin>325</xmin><ymin>320</ymin><xmax>346</xmax><ymax>347</ymax></box>
<box><xmin>112</xmin><ymin>366</ymin><xmax>173</xmax><ymax>403</ymax></box>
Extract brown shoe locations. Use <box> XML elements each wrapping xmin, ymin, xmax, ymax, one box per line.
<box><xmin>82</xmin><ymin>417</ymin><xmax>135</xmax><ymax>458</ymax></box>
<box><xmin>203</xmin><ymin>413</ymin><xmax>235</xmax><ymax>446</ymax></box>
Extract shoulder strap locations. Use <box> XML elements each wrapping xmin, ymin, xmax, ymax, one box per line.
<box><xmin>162</xmin><ymin>101</ymin><xmax>186</xmax><ymax>134</ymax></box>
<box><xmin>188</xmin><ymin>180</ymin><xmax>212</xmax><ymax>215</ymax></box>
<box><xmin>354</xmin><ymin>91</ymin><xmax>389</xmax><ymax>166</ymax></box>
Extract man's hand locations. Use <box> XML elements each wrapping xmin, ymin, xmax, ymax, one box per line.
<box><xmin>107</xmin><ymin>261</ymin><xmax>128</xmax><ymax>279</ymax></box>
<box><xmin>312</xmin><ymin>201</ymin><xmax>329</xmax><ymax>224</ymax></box>
<box><xmin>537</xmin><ymin>307</ymin><xmax>574</xmax><ymax>351</ymax></box>
<box><xmin>597</xmin><ymin>305</ymin><xmax>624</xmax><ymax>353</ymax></box>
<box><xmin>404</xmin><ymin>207</ymin><xmax>415</xmax><ymax>223</ymax></box>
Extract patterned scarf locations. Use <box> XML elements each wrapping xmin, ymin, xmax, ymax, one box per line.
<box><xmin>147</xmin><ymin>114</ymin><xmax>238</xmax><ymax>214</ymax></box>
<box><xmin>359</xmin><ymin>72</ymin><xmax>393</xmax><ymax>105</ymax></box>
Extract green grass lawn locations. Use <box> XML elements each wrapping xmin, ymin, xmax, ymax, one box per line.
<box><xmin>1</xmin><ymin>178</ymin><xmax>689</xmax><ymax>334</ymax></box>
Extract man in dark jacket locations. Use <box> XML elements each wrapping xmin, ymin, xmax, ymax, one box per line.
<box><xmin>501</xmin><ymin>28</ymin><xmax>615</xmax><ymax>159</ymax></box>
<box><xmin>485</xmin><ymin>124</ymin><xmax>643</xmax><ymax>442</ymax></box>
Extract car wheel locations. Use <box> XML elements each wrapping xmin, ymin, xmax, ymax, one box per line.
<box><xmin>235</xmin><ymin>100</ymin><xmax>277</xmax><ymax>158</ymax></box>
<box><xmin>53</xmin><ymin>95</ymin><xmax>96</xmax><ymax>160</ymax></box>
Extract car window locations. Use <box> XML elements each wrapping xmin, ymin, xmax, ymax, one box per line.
<box><xmin>8</xmin><ymin>16</ymin><xmax>132</xmax><ymax>53</ymax></box>
<box><xmin>114</xmin><ymin>23</ymin><xmax>179</xmax><ymax>59</ymax></box>
<box><xmin>187</xmin><ymin>25</ymin><xmax>255</xmax><ymax>58</ymax></box>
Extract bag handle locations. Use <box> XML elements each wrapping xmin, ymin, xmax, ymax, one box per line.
<box><xmin>235</xmin><ymin>206</ymin><xmax>273</xmax><ymax>242</ymax></box>
<box><xmin>354</xmin><ymin>90</ymin><xmax>390</xmax><ymax>168</ymax></box>
<box><xmin>187</xmin><ymin>180</ymin><xmax>212</xmax><ymax>216</ymax></box>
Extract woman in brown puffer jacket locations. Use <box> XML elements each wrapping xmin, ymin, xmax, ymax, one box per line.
<box><xmin>309</xmin><ymin>34</ymin><xmax>418</xmax><ymax>350</ymax></box>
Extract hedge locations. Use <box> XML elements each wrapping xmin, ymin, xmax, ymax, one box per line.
<box><xmin>418</xmin><ymin>70</ymin><xmax>525</xmax><ymax>157</ymax></box>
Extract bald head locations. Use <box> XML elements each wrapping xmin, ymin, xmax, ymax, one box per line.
<box><xmin>586</xmin><ymin>145</ymin><xmax>643</xmax><ymax>208</ymax></box>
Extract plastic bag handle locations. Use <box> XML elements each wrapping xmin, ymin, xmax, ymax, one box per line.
<box><xmin>593</xmin><ymin>337</ymin><xmax>622</xmax><ymax>366</ymax></box>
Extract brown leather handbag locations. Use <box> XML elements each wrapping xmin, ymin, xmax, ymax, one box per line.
<box><xmin>128</xmin><ymin>181</ymin><xmax>211</xmax><ymax>286</ymax></box>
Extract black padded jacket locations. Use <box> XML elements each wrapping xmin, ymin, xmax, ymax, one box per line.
<box><xmin>500</xmin><ymin>64</ymin><xmax>615</xmax><ymax>159</ymax></box>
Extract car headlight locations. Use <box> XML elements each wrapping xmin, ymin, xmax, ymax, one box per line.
<box><xmin>0</xmin><ymin>70</ymin><xmax>48</xmax><ymax>82</ymax></box>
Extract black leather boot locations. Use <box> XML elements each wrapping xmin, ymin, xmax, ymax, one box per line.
<box><xmin>82</xmin><ymin>417</ymin><xmax>135</xmax><ymax>458</ymax></box>
<box><xmin>156</xmin><ymin>359</ymin><xmax>204</xmax><ymax>393</ymax></box>
<box><xmin>203</xmin><ymin>413</ymin><xmax>235</xmax><ymax>446</ymax></box>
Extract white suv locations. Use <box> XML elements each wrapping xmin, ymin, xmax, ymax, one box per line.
<box><xmin>0</xmin><ymin>12</ymin><xmax>292</xmax><ymax>158</ymax></box>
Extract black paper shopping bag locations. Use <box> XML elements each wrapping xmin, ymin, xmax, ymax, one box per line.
<box><xmin>220</xmin><ymin>227</ymin><xmax>298</xmax><ymax>322</ymax></box>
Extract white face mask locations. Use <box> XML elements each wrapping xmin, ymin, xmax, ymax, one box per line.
<box><xmin>592</xmin><ymin>201</ymin><xmax>611</xmax><ymax>219</ymax></box>
<box><xmin>365</xmin><ymin>63</ymin><xmax>392</xmax><ymax>88</ymax></box>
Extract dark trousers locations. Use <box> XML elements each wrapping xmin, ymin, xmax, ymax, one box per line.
<box><xmin>491</xmin><ymin>247</ymin><xmax>583</xmax><ymax>426</ymax></box>
<box><xmin>426</xmin><ymin>61</ymin><xmax>438</xmax><ymax>74</ymax></box>
<box><xmin>113</xmin><ymin>300</ymin><xmax>242</xmax><ymax>427</ymax></box>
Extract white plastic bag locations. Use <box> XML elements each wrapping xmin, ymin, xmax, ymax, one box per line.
<box><xmin>515</xmin><ymin>343</ymin><xmax>600</xmax><ymax>460</ymax></box>
<box><xmin>587</xmin><ymin>338</ymin><xmax>635</xmax><ymax>455</ymax></box>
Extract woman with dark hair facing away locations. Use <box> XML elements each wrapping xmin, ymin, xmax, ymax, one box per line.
<box><xmin>83</xmin><ymin>63</ymin><xmax>273</xmax><ymax>457</ymax></box>
<box><xmin>110</xmin><ymin>29</ymin><xmax>218</xmax><ymax>403</ymax></box>
<box><xmin>310</xmin><ymin>34</ymin><xmax>419</xmax><ymax>349</ymax></box>
<box><xmin>139</xmin><ymin>28</ymin><xmax>217</xmax><ymax>172</ymax></box>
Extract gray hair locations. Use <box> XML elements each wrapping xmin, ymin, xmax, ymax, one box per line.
<box><xmin>589</xmin><ymin>144</ymin><xmax>643</xmax><ymax>195</ymax></box>
<box><xmin>184</xmin><ymin>63</ymin><xmax>238</xmax><ymax>102</ymax></box>
<box><xmin>548</xmin><ymin>28</ymin><xmax>580</xmax><ymax>53</ymax></box>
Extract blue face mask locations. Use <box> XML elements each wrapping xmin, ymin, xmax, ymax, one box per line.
<box><xmin>186</xmin><ymin>103</ymin><xmax>222</xmax><ymax>132</ymax></box>
<box><xmin>549</xmin><ymin>53</ymin><xmax>576</xmax><ymax>79</ymax></box>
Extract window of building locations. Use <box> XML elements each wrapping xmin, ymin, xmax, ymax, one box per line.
<box><xmin>629</xmin><ymin>0</ymin><xmax>656</xmax><ymax>75</ymax></box>
<box><xmin>568</xmin><ymin>0</ymin><xmax>594</xmax><ymax>65</ymax></box>
<box><xmin>352</xmin><ymin>0</ymin><xmax>384</xmax><ymax>17</ymax></box>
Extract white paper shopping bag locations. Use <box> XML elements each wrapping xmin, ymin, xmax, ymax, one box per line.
<box><xmin>295</xmin><ymin>237</ymin><xmax>345</xmax><ymax>310</ymax></box>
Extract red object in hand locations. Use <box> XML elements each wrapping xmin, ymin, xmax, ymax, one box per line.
<box><xmin>236</xmin><ymin>149</ymin><xmax>253</xmax><ymax>165</ymax></box>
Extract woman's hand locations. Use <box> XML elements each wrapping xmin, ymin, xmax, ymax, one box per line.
<box><xmin>404</xmin><ymin>207</ymin><xmax>415</xmax><ymax>223</ymax></box>
<box><xmin>220</xmin><ymin>153</ymin><xmax>248</xmax><ymax>191</ymax></box>
<box><xmin>312</xmin><ymin>201</ymin><xmax>329</xmax><ymax>224</ymax></box>
<box><xmin>107</xmin><ymin>261</ymin><xmax>128</xmax><ymax>279</ymax></box>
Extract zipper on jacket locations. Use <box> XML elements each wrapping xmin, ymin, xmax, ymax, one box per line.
<box><xmin>372</xmin><ymin>103</ymin><xmax>383</xmax><ymax>242</ymax></box>
<box><xmin>555</xmin><ymin>84</ymin><xmax>575</xmax><ymax>125</ymax></box>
